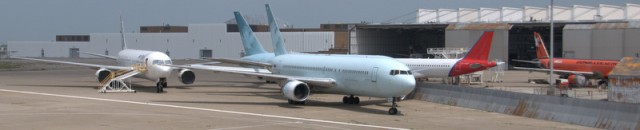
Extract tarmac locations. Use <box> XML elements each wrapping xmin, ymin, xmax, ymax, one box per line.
<box><xmin>0</xmin><ymin>59</ymin><xmax>599</xmax><ymax>130</ymax></box>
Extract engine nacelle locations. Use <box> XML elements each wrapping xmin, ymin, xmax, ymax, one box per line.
<box><xmin>178</xmin><ymin>69</ymin><xmax>196</xmax><ymax>84</ymax></box>
<box><xmin>95</xmin><ymin>68</ymin><xmax>112</xmax><ymax>83</ymax></box>
<box><xmin>282</xmin><ymin>80</ymin><xmax>310</xmax><ymax>101</ymax></box>
<box><xmin>568</xmin><ymin>74</ymin><xmax>587</xmax><ymax>87</ymax></box>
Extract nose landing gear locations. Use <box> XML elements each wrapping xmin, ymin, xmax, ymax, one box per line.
<box><xmin>156</xmin><ymin>78</ymin><xmax>167</xmax><ymax>93</ymax></box>
<box><xmin>388</xmin><ymin>97</ymin><xmax>400</xmax><ymax>115</ymax></box>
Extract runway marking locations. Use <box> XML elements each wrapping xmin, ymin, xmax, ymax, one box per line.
<box><xmin>210</xmin><ymin>121</ymin><xmax>302</xmax><ymax>130</ymax></box>
<box><xmin>0</xmin><ymin>88</ymin><xmax>408</xmax><ymax>130</ymax></box>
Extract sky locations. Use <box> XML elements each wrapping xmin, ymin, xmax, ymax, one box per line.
<box><xmin>0</xmin><ymin>0</ymin><xmax>635</xmax><ymax>42</ymax></box>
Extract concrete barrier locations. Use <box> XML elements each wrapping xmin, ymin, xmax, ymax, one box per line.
<box><xmin>410</xmin><ymin>83</ymin><xmax>640</xmax><ymax>130</ymax></box>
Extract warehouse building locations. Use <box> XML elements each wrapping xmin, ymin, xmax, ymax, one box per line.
<box><xmin>7</xmin><ymin>3</ymin><xmax>640</xmax><ymax>67</ymax></box>
<box><xmin>7</xmin><ymin>18</ymin><xmax>340</xmax><ymax>59</ymax></box>
<box><xmin>349</xmin><ymin>3</ymin><xmax>640</xmax><ymax>68</ymax></box>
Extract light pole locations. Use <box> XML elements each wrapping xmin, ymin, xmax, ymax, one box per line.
<box><xmin>548</xmin><ymin>0</ymin><xmax>556</xmax><ymax>95</ymax></box>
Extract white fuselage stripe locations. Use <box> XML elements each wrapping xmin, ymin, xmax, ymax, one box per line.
<box><xmin>0</xmin><ymin>88</ymin><xmax>408</xmax><ymax>130</ymax></box>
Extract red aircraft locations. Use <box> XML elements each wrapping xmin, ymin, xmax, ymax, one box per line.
<box><xmin>513</xmin><ymin>32</ymin><xmax>618</xmax><ymax>87</ymax></box>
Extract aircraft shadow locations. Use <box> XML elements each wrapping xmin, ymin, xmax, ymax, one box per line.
<box><xmin>153</xmin><ymin>92</ymin><xmax>393</xmax><ymax>115</ymax></box>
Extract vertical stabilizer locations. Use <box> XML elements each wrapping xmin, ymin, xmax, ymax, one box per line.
<box><xmin>266</xmin><ymin>4</ymin><xmax>287</xmax><ymax>56</ymax></box>
<box><xmin>120</xmin><ymin>16</ymin><xmax>128</xmax><ymax>50</ymax></box>
<box><xmin>533</xmin><ymin>32</ymin><xmax>549</xmax><ymax>59</ymax></box>
<box><xmin>234</xmin><ymin>11</ymin><xmax>267</xmax><ymax>56</ymax></box>
<box><xmin>461</xmin><ymin>31</ymin><xmax>494</xmax><ymax>61</ymax></box>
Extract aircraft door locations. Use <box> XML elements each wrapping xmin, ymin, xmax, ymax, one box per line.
<box><xmin>371</xmin><ymin>67</ymin><xmax>378</xmax><ymax>82</ymax></box>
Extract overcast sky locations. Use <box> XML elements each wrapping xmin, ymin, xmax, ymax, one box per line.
<box><xmin>0</xmin><ymin>0</ymin><xmax>635</xmax><ymax>42</ymax></box>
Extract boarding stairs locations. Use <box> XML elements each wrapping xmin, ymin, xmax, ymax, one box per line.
<box><xmin>98</xmin><ymin>64</ymin><xmax>146</xmax><ymax>93</ymax></box>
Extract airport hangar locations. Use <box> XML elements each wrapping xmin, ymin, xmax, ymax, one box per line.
<box><xmin>5</xmin><ymin>3</ymin><xmax>640</xmax><ymax>68</ymax></box>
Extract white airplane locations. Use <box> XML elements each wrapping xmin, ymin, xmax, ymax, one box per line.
<box><xmin>169</xmin><ymin>6</ymin><xmax>416</xmax><ymax>115</ymax></box>
<box><xmin>16</xmin><ymin>16</ymin><xmax>196</xmax><ymax>93</ymax></box>
<box><xmin>396</xmin><ymin>31</ymin><xmax>501</xmax><ymax>78</ymax></box>
<box><xmin>226</xmin><ymin>5</ymin><xmax>500</xmax><ymax>81</ymax></box>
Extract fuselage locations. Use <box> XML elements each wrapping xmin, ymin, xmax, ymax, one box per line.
<box><xmin>397</xmin><ymin>58</ymin><xmax>497</xmax><ymax>78</ymax></box>
<box><xmin>539</xmin><ymin>58</ymin><xmax>618</xmax><ymax>77</ymax></box>
<box><xmin>116</xmin><ymin>49</ymin><xmax>173</xmax><ymax>81</ymax></box>
<box><xmin>397</xmin><ymin>58</ymin><xmax>459</xmax><ymax>78</ymax></box>
<box><xmin>270</xmin><ymin>54</ymin><xmax>415</xmax><ymax>98</ymax></box>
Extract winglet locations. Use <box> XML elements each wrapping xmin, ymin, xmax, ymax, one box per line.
<box><xmin>266</xmin><ymin>4</ymin><xmax>287</xmax><ymax>56</ymax></box>
<box><xmin>234</xmin><ymin>11</ymin><xmax>267</xmax><ymax>56</ymax></box>
<box><xmin>120</xmin><ymin>15</ymin><xmax>128</xmax><ymax>50</ymax></box>
<box><xmin>461</xmin><ymin>31</ymin><xmax>494</xmax><ymax>61</ymax></box>
<box><xmin>533</xmin><ymin>32</ymin><xmax>549</xmax><ymax>59</ymax></box>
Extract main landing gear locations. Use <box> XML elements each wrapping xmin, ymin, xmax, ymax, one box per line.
<box><xmin>342</xmin><ymin>95</ymin><xmax>360</xmax><ymax>104</ymax></box>
<box><xmin>388</xmin><ymin>97</ymin><xmax>400</xmax><ymax>115</ymax></box>
<box><xmin>156</xmin><ymin>78</ymin><xmax>167</xmax><ymax>93</ymax></box>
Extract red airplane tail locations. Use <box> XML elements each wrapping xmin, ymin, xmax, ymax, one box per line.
<box><xmin>449</xmin><ymin>31</ymin><xmax>496</xmax><ymax>77</ymax></box>
<box><xmin>533</xmin><ymin>32</ymin><xmax>550</xmax><ymax>59</ymax></box>
<box><xmin>461</xmin><ymin>31</ymin><xmax>494</xmax><ymax>61</ymax></box>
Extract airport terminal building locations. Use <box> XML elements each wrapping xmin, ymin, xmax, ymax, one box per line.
<box><xmin>6</xmin><ymin>3</ymin><xmax>640</xmax><ymax>68</ymax></box>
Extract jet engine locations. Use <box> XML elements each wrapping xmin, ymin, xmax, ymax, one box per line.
<box><xmin>95</xmin><ymin>68</ymin><xmax>112</xmax><ymax>83</ymax></box>
<box><xmin>568</xmin><ymin>74</ymin><xmax>587</xmax><ymax>87</ymax></box>
<box><xmin>281</xmin><ymin>80</ymin><xmax>310</xmax><ymax>101</ymax></box>
<box><xmin>178</xmin><ymin>69</ymin><xmax>196</xmax><ymax>84</ymax></box>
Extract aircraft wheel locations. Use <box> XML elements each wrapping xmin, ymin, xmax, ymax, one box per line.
<box><xmin>162</xmin><ymin>82</ymin><xmax>168</xmax><ymax>88</ymax></box>
<box><xmin>354</xmin><ymin>97</ymin><xmax>360</xmax><ymax>104</ymax></box>
<box><xmin>342</xmin><ymin>96</ymin><xmax>349</xmax><ymax>104</ymax></box>
<box><xmin>388</xmin><ymin>108</ymin><xmax>398</xmax><ymax>115</ymax></box>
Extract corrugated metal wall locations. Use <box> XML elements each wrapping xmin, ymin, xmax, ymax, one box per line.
<box><xmin>562</xmin><ymin>25</ymin><xmax>592</xmax><ymax>59</ymax></box>
<box><xmin>592</xmin><ymin>29</ymin><xmax>624</xmax><ymax>59</ymax></box>
<box><xmin>445</xmin><ymin>23</ymin><xmax>511</xmax><ymax>66</ymax></box>
<box><xmin>563</xmin><ymin>23</ymin><xmax>640</xmax><ymax>60</ymax></box>
<box><xmin>8</xmin><ymin>24</ymin><xmax>334</xmax><ymax>59</ymax></box>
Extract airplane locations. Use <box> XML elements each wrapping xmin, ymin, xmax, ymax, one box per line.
<box><xmin>169</xmin><ymin>5</ymin><xmax>416</xmax><ymax>115</ymax></box>
<box><xmin>15</xmin><ymin>16</ymin><xmax>197</xmax><ymax>93</ymax></box>
<box><xmin>395</xmin><ymin>31</ymin><xmax>500</xmax><ymax>79</ymax></box>
<box><xmin>513</xmin><ymin>32</ymin><xmax>618</xmax><ymax>87</ymax></box>
<box><xmin>223</xmin><ymin>10</ymin><xmax>500</xmax><ymax>83</ymax></box>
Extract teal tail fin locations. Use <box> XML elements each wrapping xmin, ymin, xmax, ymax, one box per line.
<box><xmin>234</xmin><ymin>11</ymin><xmax>267</xmax><ymax>56</ymax></box>
<box><xmin>120</xmin><ymin>15</ymin><xmax>128</xmax><ymax>50</ymax></box>
<box><xmin>266</xmin><ymin>4</ymin><xmax>287</xmax><ymax>56</ymax></box>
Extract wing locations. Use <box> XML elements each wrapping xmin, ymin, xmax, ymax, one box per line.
<box><xmin>167</xmin><ymin>64</ymin><xmax>336</xmax><ymax>88</ymax></box>
<box><xmin>15</xmin><ymin>57</ymin><xmax>133</xmax><ymax>70</ymax></box>
<box><xmin>512</xmin><ymin>67</ymin><xmax>594</xmax><ymax>76</ymax></box>
<box><xmin>204</xmin><ymin>58</ymin><xmax>272</xmax><ymax>68</ymax></box>
<box><xmin>512</xmin><ymin>59</ymin><xmax>540</xmax><ymax>64</ymax></box>
<box><xmin>80</xmin><ymin>51</ymin><xmax>118</xmax><ymax>60</ymax></box>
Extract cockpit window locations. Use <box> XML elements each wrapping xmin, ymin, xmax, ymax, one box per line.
<box><xmin>390</xmin><ymin>70</ymin><xmax>412</xmax><ymax>75</ymax></box>
<box><xmin>164</xmin><ymin>60</ymin><xmax>173</xmax><ymax>65</ymax></box>
<box><xmin>152</xmin><ymin>60</ymin><xmax>164</xmax><ymax>65</ymax></box>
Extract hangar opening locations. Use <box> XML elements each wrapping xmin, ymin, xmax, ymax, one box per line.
<box><xmin>352</xmin><ymin>24</ymin><xmax>447</xmax><ymax>58</ymax></box>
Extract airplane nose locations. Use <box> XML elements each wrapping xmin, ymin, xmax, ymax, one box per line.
<box><xmin>159</xmin><ymin>66</ymin><xmax>172</xmax><ymax>77</ymax></box>
<box><xmin>396</xmin><ymin>76</ymin><xmax>416</xmax><ymax>96</ymax></box>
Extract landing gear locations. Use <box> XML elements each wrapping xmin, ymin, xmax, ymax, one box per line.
<box><xmin>388</xmin><ymin>97</ymin><xmax>400</xmax><ymax>115</ymax></box>
<box><xmin>342</xmin><ymin>95</ymin><xmax>360</xmax><ymax>104</ymax></box>
<box><xmin>156</xmin><ymin>78</ymin><xmax>167</xmax><ymax>93</ymax></box>
<box><xmin>287</xmin><ymin>99</ymin><xmax>305</xmax><ymax>105</ymax></box>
